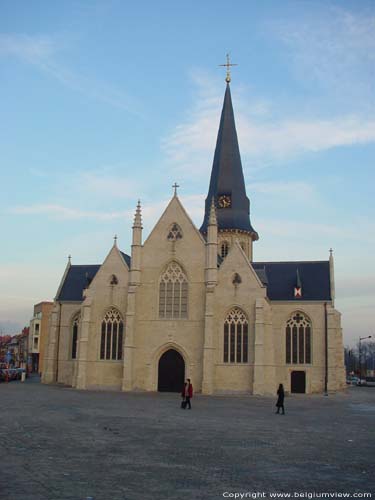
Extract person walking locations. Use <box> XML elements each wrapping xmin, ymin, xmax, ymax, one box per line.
<box><xmin>275</xmin><ymin>383</ymin><xmax>285</xmax><ymax>414</ymax></box>
<box><xmin>182</xmin><ymin>379</ymin><xmax>193</xmax><ymax>409</ymax></box>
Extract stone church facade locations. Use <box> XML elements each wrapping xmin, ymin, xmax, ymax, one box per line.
<box><xmin>42</xmin><ymin>80</ymin><xmax>346</xmax><ymax>395</ymax></box>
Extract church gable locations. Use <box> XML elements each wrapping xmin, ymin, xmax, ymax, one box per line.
<box><xmin>218</xmin><ymin>240</ymin><xmax>265</xmax><ymax>295</ymax></box>
<box><xmin>84</xmin><ymin>244</ymin><xmax>130</xmax><ymax>299</ymax></box>
<box><xmin>142</xmin><ymin>196</ymin><xmax>205</xmax><ymax>276</ymax></box>
<box><xmin>144</xmin><ymin>196</ymin><xmax>205</xmax><ymax>248</ymax></box>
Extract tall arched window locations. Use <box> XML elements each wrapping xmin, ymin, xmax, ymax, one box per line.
<box><xmin>223</xmin><ymin>307</ymin><xmax>249</xmax><ymax>363</ymax></box>
<box><xmin>100</xmin><ymin>308</ymin><xmax>124</xmax><ymax>361</ymax></box>
<box><xmin>286</xmin><ymin>312</ymin><xmax>312</xmax><ymax>364</ymax></box>
<box><xmin>159</xmin><ymin>262</ymin><xmax>188</xmax><ymax>319</ymax></box>
<box><xmin>71</xmin><ymin>313</ymin><xmax>80</xmax><ymax>360</ymax></box>
<box><xmin>221</xmin><ymin>241</ymin><xmax>229</xmax><ymax>258</ymax></box>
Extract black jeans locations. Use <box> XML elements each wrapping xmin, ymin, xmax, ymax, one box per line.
<box><xmin>276</xmin><ymin>405</ymin><xmax>285</xmax><ymax>414</ymax></box>
<box><xmin>185</xmin><ymin>396</ymin><xmax>191</xmax><ymax>409</ymax></box>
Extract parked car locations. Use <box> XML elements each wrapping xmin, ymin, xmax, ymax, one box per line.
<box><xmin>0</xmin><ymin>366</ymin><xmax>26</xmax><ymax>382</ymax></box>
<box><xmin>365</xmin><ymin>376</ymin><xmax>375</xmax><ymax>387</ymax></box>
<box><xmin>356</xmin><ymin>378</ymin><xmax>368</xmax><ymax>386</ymax></box>
<box><xmin>346</xmin><ymin>376</ymin><xmax>359</xmax><ymax>385</ymax></box>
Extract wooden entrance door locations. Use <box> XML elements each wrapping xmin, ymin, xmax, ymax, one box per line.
<box><xmin>158</xmin><ymin>349</ymin><xmax>185</xmax><ymax>392</ymax></box>
<box><xmin>291</xmin><ymin>370</ymin><xmax>306</xmax><ymax>393</ymax></box>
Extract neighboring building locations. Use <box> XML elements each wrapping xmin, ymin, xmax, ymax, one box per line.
<box><xmin>42</xmin><ymin>77</ymin><xmax>346</xmax><ymax>395</ymax></box>
<box><xmin>3</xmin><ymin>328</ymin><xmax>29</xmax><ymax>368</ymax></box>
<box><xmin>29</xmin><ymin>302</ymin><xmax>53</xmax><ymax>374</ymax></box>
<box><xmin>0</xmin><ymin>335</ymin><xmax>12</xmax><ymax>362</ymax></box>
<box><xmin>18</xmin><ymin>327</ymin><xmax>29</xmax><ymax>369</ymax></box>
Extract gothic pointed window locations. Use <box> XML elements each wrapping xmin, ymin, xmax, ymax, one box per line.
<box><xmin>159</xmin><ymin>261</ymin><xmax>188</xmax><ymax>319</ymax></box>
<box><xmin>167</xmin><ymin>223</ymin><xmax>183</xmax><ymax>241</ymax></box>
<box><xmin>71</xmin><ymin>313</ymin><xmax>80</xmax><ymax>360</ymax></box>
<box><xmin>221</xmin><ymin>241</ymin><xmax>229</xmax><ymax>258</ymax></box>
<box><xmin>223</xmin><ymin>307</ymin><xmax>249</xmax><ymax>363</ymax></box>
<box><xmin>100</xmin><ymin>308</ymin><xmax>124</xmax><ymax>361</ymax></box>
<box><xmin>285</xmin><ymin>312</ymin><xmax>312</xmax><ymax>364</ymax></box>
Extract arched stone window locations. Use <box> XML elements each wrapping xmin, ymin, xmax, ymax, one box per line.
<box><xmin>286</xmin><ymin>312</ymin><xmax>312</xmax><ymax>364</ymax></box>
<box><xmin>100</xmin><ymin>308</ymin><xmax>124</xmax><ymax>361</ymax></box>
<box><xmin>223</xmin><ymin>307</ymin><xmax>249</xmax><ymax>363</ymax></box>
<box><xmin>159</xmin><ymin>261</ymin><xmax>188</xmax><ymax>319</ymax></box>
<box><xmin>167</xmin><ymin>223</ymin><xmax>183</xmax><ymax>241</ymax></box>
<box><xmin>221</xmin><ymin>241</ymin><xmax>229</xmax><ymax>258</ymax></box>
<box><xmin>71</xmin><ymin>313</ymin><xmax>80</xmax><ymax>360</ymax></box>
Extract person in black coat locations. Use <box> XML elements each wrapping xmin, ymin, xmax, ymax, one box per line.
<box><xmin>275</xmin><ymin>383</ymin><xmax>285</xmax><ymax>414</ymax></box>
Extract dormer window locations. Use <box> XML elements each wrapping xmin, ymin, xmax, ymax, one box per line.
<box><xmin>167</xmin><ymin>223</ymin><xmax>183</xmax><ymax>241</ymax></box>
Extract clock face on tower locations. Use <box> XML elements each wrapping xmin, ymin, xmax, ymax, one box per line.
<box><xmin>218</xmin><ymin>194</ymin><xmax>231</xmax><ymax>208</ymax></box>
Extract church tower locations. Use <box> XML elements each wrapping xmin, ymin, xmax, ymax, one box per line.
<box><xmin>200</xmin><ymin>72</ymin><xmax>258</xmax><ymax>261</ymax></box>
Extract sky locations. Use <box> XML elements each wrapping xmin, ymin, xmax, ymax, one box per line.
<box><xmin>0</xmin><ymin>0</ymin><xmax>374</xmax><ymax>346</ymax></box>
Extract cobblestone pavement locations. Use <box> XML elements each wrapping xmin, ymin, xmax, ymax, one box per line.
<box><xmin>1</xmin><ymin>378</ymin><xmax>374</xmax><ymax>500</ymax></box>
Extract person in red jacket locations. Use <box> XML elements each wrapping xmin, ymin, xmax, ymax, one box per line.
<box><xmin>182</xmin><ymin>379</ymin><xmax>193</xmax><ymax>409</ymax></box>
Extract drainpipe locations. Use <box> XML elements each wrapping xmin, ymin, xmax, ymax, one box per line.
<box><xmin>55</xmin><ymin>301</ymin><xmax>62</xmax><ymax>383</ymax></box>
<box><xmin>324</xmin><ymin>302</ymin><xmax>328</xmax><ymax>396</ymax></box>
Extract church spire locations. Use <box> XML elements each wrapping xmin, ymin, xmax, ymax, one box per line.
<box><xmin>200</xmin><ymin>80</ymin><xmax>258</xmax><ymax>240</ymax></box>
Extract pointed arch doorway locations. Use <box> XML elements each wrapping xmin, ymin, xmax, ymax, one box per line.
<box><xmin>158</xmin><ymin>349</ymin><xmax>185</xmax><ymax>392</ymax></box>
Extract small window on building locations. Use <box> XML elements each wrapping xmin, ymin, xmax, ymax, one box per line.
<box><xmin>71</xmin><ymin>314</ymin><xmax>80</xmax><ymax>360</ymax></box>
<box><xmin>167</xmin><ymin>223</ymin><xmax>183</xmax><ymax>241</ymax></box>
<box><xmin>221</xmin><ymin>242</ymin><xmax>229</xmax><ymax>258</ymax></box>
<box><xmin>34</xmin><ymin>323</ymin><xmax>40</xmax><ymax>335</ymax></box>
<box><xmin>33</xmin><ymin>337</ymin><xmax>39</xmax><ymax>349</ymax></box>
<box><xmin>110</xmin><ymin>274</ymin><xmax>118</xmax><ymax>285</ymax></box>
<box><xmin>232</xmin><ymin>273</ymin><xmax>242</xmax><ymax>286</ymax></box>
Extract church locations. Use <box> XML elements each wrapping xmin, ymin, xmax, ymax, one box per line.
<box><xmin>42</xmin><ymin>73</ymin><xmax>346</xmax><ymax>395</ymax></box>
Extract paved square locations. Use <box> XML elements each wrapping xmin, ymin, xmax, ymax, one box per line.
<box><xmin>1</xmin><ymin>379</ymin><xmax>374</xmax><ymax>500</ymax></box>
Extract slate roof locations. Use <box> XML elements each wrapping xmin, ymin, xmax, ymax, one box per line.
<box><xmin>120</xmin><ymin>251</ymin><xmax>131</xmax><ymax>268</ymax></box>
<box><xmin>200</xmin><ymin>83</ymin><xmax>257</xmax><ymax>237</ymax></box>
<box><xmin>252</xmin><ymin>261</ymin><xmax>331</xmax><ymax>301</ymax></box>
<box><xmin>56</xmin><ymin>251</ymin><xmax>131</xmax><ymax>302</ymax></box>
<box><xmin>57</xmin><ymin>265</ymin><xmax>100</xmax><ymax>301</ymax></box>
<box><xmin>56</xmin><ymin>255</ymin><xmax>329</xmax><ymax>302</ymax></box>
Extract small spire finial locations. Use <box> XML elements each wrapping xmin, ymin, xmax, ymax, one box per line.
<box><xmin>133</xmin><ymin>199</ymin><xmax>142</xmax><ymax>228</ymax></box>
<box><xmin>114</xmin><ymin>234</ymin><xmax>118</xmax><ymax>246</ymax></box>
<box><xmin>68</xmin><ymin>254</ymin><xmax>71</xmax><ymax>264</ymax></box>
<box><xmin>172</xmin><ymin>182</ymin><xmax>180</xmax><ymax>196</ymax></box>
<box><xmin>219</xmin><ymin>53</ymin><xmax>238</xmax><ymax>83</ymax></box>
<box><xmin>329</xmin><ymin>248</ymin><xmax>333</xmax><ymax>257</ymax></box>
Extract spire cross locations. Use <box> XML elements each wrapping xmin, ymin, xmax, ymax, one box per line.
<box><xmin>172</xmin><ymin>182</ymin><xmax>180</xmax><ymax>196</ymax></box>
<box><xmin>219</xmin><ymin>53</ymin><xmax>238</xmax><ymax>83</ymax></box>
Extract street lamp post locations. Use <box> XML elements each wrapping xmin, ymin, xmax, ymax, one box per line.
<box><xmin>359</xmin><ymin>335</ymin><xmax>372</xmax><ymax>385</ymax></box>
